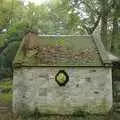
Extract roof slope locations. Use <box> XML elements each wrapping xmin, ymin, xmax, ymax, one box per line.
<box><xmin>13</xmin><ymin>33</ymin><xmax>111</xmax><ymax>67</ymax></box>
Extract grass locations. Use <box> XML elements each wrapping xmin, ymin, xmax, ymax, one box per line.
<box><xmin>0</xmin><ymin>79</ymin><xmax>12</xmax><ymax>104</ymax></box>
<box><xmin>0</xmin><ymin>93</ymin><xmax>12</xmax><ymax>104</ymax></box>
<box><xmin>0</xmin><ymin>80</ymin><xmax>12</xmax><ymax>89</ymax></box>
<box><xmin>0</xmin><ymin>78</ymin><xmax>18</xmax><ymax>120</ymax></box>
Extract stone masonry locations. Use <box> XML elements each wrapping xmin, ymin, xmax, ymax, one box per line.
<box><xmin>13</xmin><ymin>67</ymin><xmax>112</xmax><ymax>114</ymax></box>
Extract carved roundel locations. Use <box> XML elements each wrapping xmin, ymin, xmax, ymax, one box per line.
<box><xmin>55</xmin><ymin>70</ymin><xmax>69</xmax><ymax>86</ymax></box>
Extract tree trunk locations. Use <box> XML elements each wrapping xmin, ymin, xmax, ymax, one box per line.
<box><xmin>100</xmin><ymin>0</ymin><xmax>108</xmax><ymax>50</ymax></box>
<box><xmin>101</xmin><ymin>13</ymin><xmax>108</xmax><ymax>50</ymax></box>
<box><xmin>82</xmin><ymin>14</ymin><xmax>101</xmax><ymax>34</ymax></box>
<box><xmin>111</xmin><ymin>15</ymin><xmax>119</xmax><ymax>53</ymax></box>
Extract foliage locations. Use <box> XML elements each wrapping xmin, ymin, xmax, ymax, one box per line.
<box><xmin>71</xmin><ymin>0</ymin><xmax>120</xmax><ymax>53</ymax></box>
<box><xmin>0</xmin><ymin>41</ymin><xmax>20</xmax><ymax>67</ymax></box>
<box><xmin>0</xmin><ymin>0</ymin><xmax>12</xmax><ymax>31</ymax></box>
<box><xmin>0</xmin><ymin>0</ymin><xmax>120</xmax><ymax>79</ymax></box>
<box><xmin>6</xmin><ymin>21</ymin><xmax>28</xmax><ymax>42</ymax></box>
<box><xmin>0</xmin><ymin>40</ymin><xmax>20</xmax><ymax>78</ymax></box>
<box><xmin>0</xmin><ymin>34</ymin><xmax>5</xmax><ymax>47</ymax></box>
<box><xmin>0</xmin><ymin>0</ymin><xmax>23</xmax><ymax>32</ymax></box>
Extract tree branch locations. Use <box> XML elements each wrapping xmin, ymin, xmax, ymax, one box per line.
<box><xmin>82</xmin><ymin>14</ymin><xmax>101</xmax><ymax>34</ymax></box>
<box><xmin>91</xmin><ymin>13</ymin><xmax>101</xmax><ymax>33</ymax></box>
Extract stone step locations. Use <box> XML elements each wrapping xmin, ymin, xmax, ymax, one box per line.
<box><xmin>0</xmin><ymin>107</ymin><xmax>9</xmax><ymax>111</ymax></box>
<box><xmin>0</xmin><ymin>103</ymin><xmax>11</xmax><ymax>107</ymax></box>
<box><xmin>0</xmin><ymin>106</ymin><xmax>9</xmax><ymax>109</ymax></box>
<box><xmin>0</xmin><ymin>105</ymin><xmax>11</xmax><ymax>113</ymax></box>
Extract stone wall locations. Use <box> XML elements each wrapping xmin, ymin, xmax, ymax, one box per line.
<box><xmin>13</xmin><ymin>67</ymin><xmax>112</xmax><ymax>115</ymax></box>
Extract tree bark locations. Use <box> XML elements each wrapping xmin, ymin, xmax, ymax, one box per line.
<box><xmin>111</xmin><ymin>0</ymin><xmax>120</xmax><ymax>54</ymax></box>
<box><xmin>111</xmin><ymin>15</ymin><xmax>119</xmax><ymax>53</ymax></box>
<box><xmin>101</xmin><ymin>13</ymin><xmax>108</xmax><ymax>50</ymax></box>
<box><xmin>100</xmin><ymin>0</ymin><xmax>109</xmax><ymax>50</ymax></box>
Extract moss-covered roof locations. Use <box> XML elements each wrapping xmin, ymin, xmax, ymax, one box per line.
<box><xmin>13</xmin><ymin>33</ymin><xmax>111</xmax><ymax>67</ymax></box>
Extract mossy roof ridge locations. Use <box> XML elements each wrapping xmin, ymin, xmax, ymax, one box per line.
<box><xmin>13</xmin><ymin>33</ymin><xmax>111</xmax><ymax>67</ymax></box>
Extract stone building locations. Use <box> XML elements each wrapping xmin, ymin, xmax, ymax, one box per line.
<box><xmin>13</xmin><ymin>32</ymin><xmax>113</xmax><ymax>115</ymax></box>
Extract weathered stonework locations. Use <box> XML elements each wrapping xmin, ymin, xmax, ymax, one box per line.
<box><xmin>13</xmin><ymin>67</ymin><xmax>112</xmax><ymax>114</ymax></box>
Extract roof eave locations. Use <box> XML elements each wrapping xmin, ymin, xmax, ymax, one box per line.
<box><xmin>92</xmin><ymin>34</ymin><xmax>112</xmax><ymax>66</ymax></box>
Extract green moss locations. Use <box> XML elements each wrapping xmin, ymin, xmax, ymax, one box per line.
<box><xmin>72</xmin><ymin>98</ymin><xmax>110</xmax><ymax>116</ymax></box>
<box><xmin>96</xmin><ymin>99</ymin><xmax>110</xmax><ymax>113</ymax></box>
<box><xmin>19</xmin><ymin>106</ymin><xmax>43</xmax><ymax>120</ymax></box>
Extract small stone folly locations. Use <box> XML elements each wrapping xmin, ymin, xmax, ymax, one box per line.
<box><xmin>13</xmin><ymin>32</ymin><xmax>113</xmax><ymax>115</ymax></box>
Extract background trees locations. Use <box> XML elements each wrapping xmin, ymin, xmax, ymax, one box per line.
<box><xmin>0</xmin><ymin>0</ymin><xmax>120</xmax><ymax>79</ymax></box>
